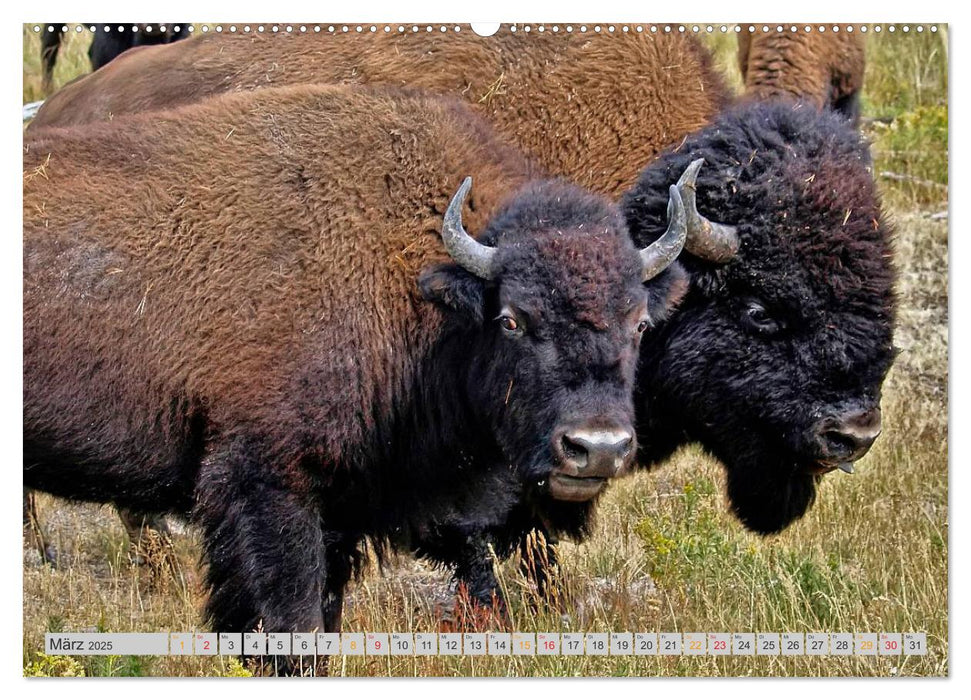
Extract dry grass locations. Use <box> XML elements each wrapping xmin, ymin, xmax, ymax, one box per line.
<box><xmin>22</xmin><ymin>25</ymin><xmax>948</xmax><ymax>677</ymax></box>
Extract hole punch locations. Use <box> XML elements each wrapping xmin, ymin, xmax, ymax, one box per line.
<box><xmin>464</xmin><ymin>23</ymin><xmax>496</xmax><ymax>37</ymax></box>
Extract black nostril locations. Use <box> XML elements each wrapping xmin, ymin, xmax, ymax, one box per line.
<box><xmin>815</xmin><ymin>407</ymin><xmax>882</xmax><ymax>460</ymax></box>
<box><xmin>616</xmin><ymin>435</ymin><xmax>635</xmax><ymax>460</ymax></box>
<box><xmin>561</xmin><ymin>434</ymin><xmax>589</xmax><ymax>468</ymax></box>
<box><xmin>822</xmin><ymin>429</ymin><xmax>864</xmax><ymax>454</ymax></box>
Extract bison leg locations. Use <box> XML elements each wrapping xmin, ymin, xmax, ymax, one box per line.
<box><xmin>39</xmin><ymin>26</ymin><xmax>63</xmax><ymax>94</ymax></box>
<box><xmin>321</xmin><ymin>542</ymin><xmax>354</xmax><ymax>633</ymax></box>
<box><xmin>417</xmin><ymin>512</ymin><xmax>565</xmax><ymax>620</ymax></box>
<box><xmin>430</xmin><ymin>528</ymin><xmax>564</xmax><ymax>628</ymax></box>
<box><xmin>452</xmin><ymin>536</ymin><xmax>508</xmax><ymax>618</ymax></box>
<box><xmin>414</xmin><ymin>527</ymin><xmax>510</xmax><ymax>628</ymax></box>
<box><xmin>23</xmin><ymin>488</ymin><xmax>57</xmax><ymax>566</ymax></box>
<box><xmin>431</xmin><ymin>524</ymin><xmax>565</xmax><ymax>615</ymax></box>
<box><xmin>194</xmin><ymin>445</ymin><xmax>350</xmax><ymax>677</ymax></box>
<box><xmin>193</xmin><ymin>442</ymin><xmax>335</xmax><ymax>638</ymax></box>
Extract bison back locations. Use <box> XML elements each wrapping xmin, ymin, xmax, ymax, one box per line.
<box><xmin>23</xmin><ymin>85</ymin><xmax>531</xmax><ymax>489</ymax></box>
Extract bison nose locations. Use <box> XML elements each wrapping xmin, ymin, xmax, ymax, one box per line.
<box><xmin>557</xmin><ymin>426</ymin><xmax>635</xmax><ymax>479</ymax></box>
<box><xmin>814</xmin><ymin>407</ymin><xmax>882</xmax><ymax>463</ymax></box>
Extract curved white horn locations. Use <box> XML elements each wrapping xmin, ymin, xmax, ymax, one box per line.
<box><xmin>440</xmin><ymin>177</ymin><xmax>497</xmax><ymax>280</ymax></box>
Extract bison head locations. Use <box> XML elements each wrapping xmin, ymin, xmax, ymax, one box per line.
<box><xmin>622</xmin><ymin>102</ymin><xmax>896</xmax><ymax>534</ymax></box>
<box><xmin>420</xmin><ymin>177</ymin><xmax>689</xmax><ymax>503</ymax></box>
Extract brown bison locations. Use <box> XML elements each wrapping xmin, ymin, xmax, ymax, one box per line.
<box><xmin>24</xmin><ymin>85</ymin><xmax>692</xmax><ymax>645</ymax></box>
<box><xmin>24</xmin><ymin>27</ymin><xmax>734</xmax><ymax>572</ymax></box>
<box><xmin>28</xmin><ymin>28</ymin><xmax>730</xmax><ymax>198</ymax></box>
<box><xmin>737</xmin><ymin>26</ymin><xmax>867</xmax><ymax>122</ymax></box>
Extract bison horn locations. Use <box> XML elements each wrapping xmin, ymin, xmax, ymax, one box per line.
<box><xmin>640</xmin><ymin>185</ymin><xmax>687</xmax><ymax>281</ymax></box>
<box><xmin>677</xmin><ymin>158</ymin><xmax>741</xmax><ymax>263</ymax></box>
<box><xmin>441</xmin><ymin>177</ymin><xmax>497</xmax><ymax>280</ymax></box>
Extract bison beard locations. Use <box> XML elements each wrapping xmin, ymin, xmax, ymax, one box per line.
<box><xmin>23</xmin><ymin>85</ymin><xmax>691</xmax><ymax>665</ymax></box>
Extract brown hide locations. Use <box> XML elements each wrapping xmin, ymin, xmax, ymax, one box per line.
<box><xmin>737</xmin><ymin>28</ymin><xmax>866</xmax><ymax>109</ymax></box>
<box><xmin>24</xmin><ymin>85</ymin><xmax>533</xmax><ymax>475</ymax></box>
<box><xmin>30</xmin><ymin>28</ymin><xmax>729</xmax><ymax>198</ymax></box>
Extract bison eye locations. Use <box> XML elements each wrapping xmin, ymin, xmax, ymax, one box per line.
<box><xmin>741</xmin><ymin>299</ymin><xmax>782</xmax><ymax>335</ymax></box>
<box><xmin>497</xmin><ymin>313</ymin><xmax>522</xmax><ymax>335</ymax></box>
<box><xmin>636</xmin><ymin>319</ymin><xmax>651</xmax><ymax>334</ymax></box>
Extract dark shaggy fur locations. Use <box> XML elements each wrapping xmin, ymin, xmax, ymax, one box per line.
<box><xmin>623</xmin><ymin>101</ymin><xmax>895</xmax><ymax>532</ymax></box>
<box><xmin>737</xmin><ymin>28</ymin><xmax>867</xmax><ymax>123</ymax></box>
<box><xmin>415</xmin><ymin>100</ymin><xmax>896</xmax><ymax>608</ymax></box>
<box><xmin>29</xmin><ymin>27</ymin><xmax>729</xmax><ymax>198</ymax></box>
<box><xmin>23</xmin><ymin>85</ymin><xmax>685</xmax><ymax>650</ymax></box>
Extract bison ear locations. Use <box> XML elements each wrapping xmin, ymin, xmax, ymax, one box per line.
<box><xmin>645</xmin><ymin>262</ymin><xmax>689</xmax><ymax>323</ymax></box>
<box><xmin>418</xmin><ymin>263</ymin><xmax>486</xmax><ymax>323</ymax></box>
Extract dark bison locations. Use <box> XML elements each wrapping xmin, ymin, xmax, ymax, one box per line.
<box><xmin>737</xmin><ymin>27</ymin><xmax>867</xmax><ymax>123</ymax></box>
<box><xmin>39</xmin><ymin>23</ymin><xmax>190</xmax><ymax>93</ymax></box>
<box><xmin>415</xmin><ymin>101</ymin><xmax>896</xmax><ymax>608</ymax></box>
<box><xmin>24</xmin><ymin>85</ymin><xmax>691</xmax><ymax>641</ymax></box>
<box><xmin>28</xmin><ymin>28</ymin><xmax>729</xmax><ymax>198</ymax></box>
<box><xmin>627</xmin><ymin>101</ymin><xmax>894</xmax><ymax>524</ymax></box>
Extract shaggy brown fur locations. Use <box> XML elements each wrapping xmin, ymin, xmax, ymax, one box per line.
<box><xmin>737</xmin><ymin>28</ymin><xmax>866</xmax><ymax>121</ymax></box>
<box><xmin>24</xmin><ymin>87</ymin><xmax>529</xmax><ymax>479</ymax></box>
<box><xmin>29</xmin><ymin>28</ymin><xmax>729</xmax><ymax>197</ymax></box>
<box><xmin>24</xmin><ymin>84</ymin><xmax>682</xmax><ymax>642</ymax></box>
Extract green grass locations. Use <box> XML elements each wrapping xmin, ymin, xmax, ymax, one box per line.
<box><xmin>22</xmin><ymin>24</ymin><xmax>948</xmax><ymax>677</ymax></box>
<box><xmin>863</xmin><ymin>31</ymin><xmax>949</xmax><ymax>209</ymax></box>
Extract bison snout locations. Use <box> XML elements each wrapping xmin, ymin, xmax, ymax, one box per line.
<box><xmin>555</xmin><ymin>425</ymin><xmax>634</xmax><ymax>479</ymax></box>
<box><xmin>547</xmin><ymin>424</ymin><xmax>634</xmax><ymax>502</ymax></box>
<box><xmin>813</xmin><ymin>407</ymin><xmax>882</xmax><ymax>465</ymax></box>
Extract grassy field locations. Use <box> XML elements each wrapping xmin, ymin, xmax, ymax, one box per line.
<box><xmin>22</xmin><ymin>25</ymin><xmax>948</xmax><ymax>677</ymax></box>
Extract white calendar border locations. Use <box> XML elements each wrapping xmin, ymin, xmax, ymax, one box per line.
<box><xmin>7</xmin><ymin>0</ymin><xmax>957</xmax><ymax>698</ymax></box>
